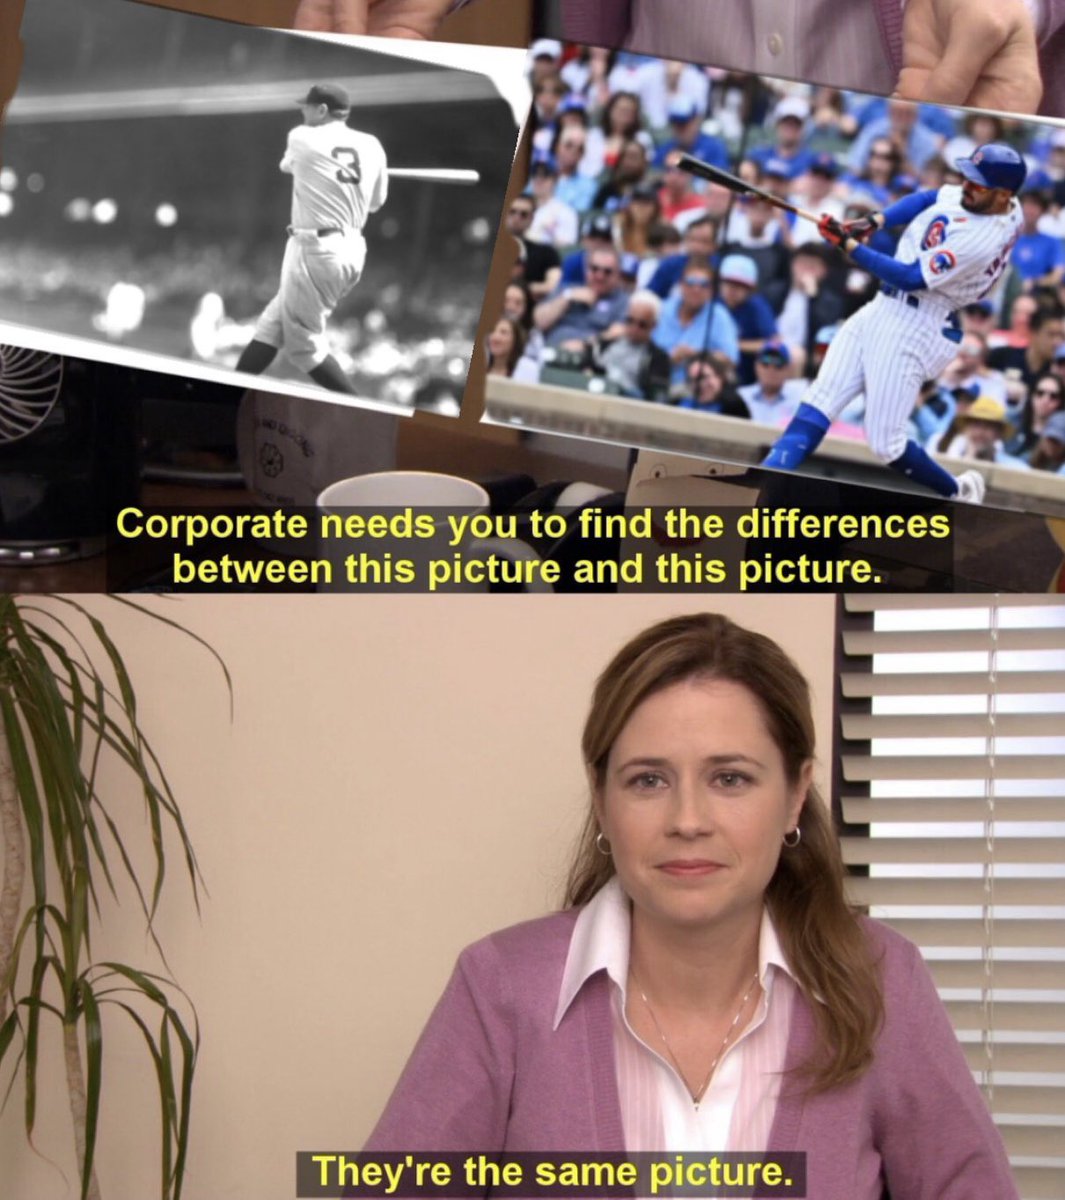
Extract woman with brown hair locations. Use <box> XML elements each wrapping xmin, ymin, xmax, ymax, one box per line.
<box><xmin>366</xmin><ymin>614</ymin><xmax>1017</xmax><ymax>1198</ymax></box>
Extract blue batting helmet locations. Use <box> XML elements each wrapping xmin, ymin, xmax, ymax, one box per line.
<box><xmin>954</xmin><ymin>143</ymin><xmax>1027</xmax><ymax>193</ymax></box>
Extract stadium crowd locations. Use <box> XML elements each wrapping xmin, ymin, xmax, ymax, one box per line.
<box><xmin>491</xmin><ymin>41</ymin><xmax>1065</xmax><ymax>480</ymax></box>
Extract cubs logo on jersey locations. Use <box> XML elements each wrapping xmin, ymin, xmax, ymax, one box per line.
<box><xmin>929</xmin><ymin>250</ymin><xmax>957</xmax><ymax>275</ymax></box>
<box><xmin>921</xmin><ymin>215</ymin><xmax>950</xmax><ymax>250</ymax></box>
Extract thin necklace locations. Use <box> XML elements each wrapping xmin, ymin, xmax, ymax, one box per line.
<box><xmin>630</xmin><ymin>968</ymin><xmax>760</xmax><ymax>1110</ymax></box>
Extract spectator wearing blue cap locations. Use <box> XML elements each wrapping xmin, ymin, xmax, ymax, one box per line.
<box><xmin>652</xmin><ymin>259</ymin><xmax>740</xmax><ymax>385</ymax></box>
<box><xmin>716</xmin><ymin>254</ymin><xmax>779</xmax><ymax>386</ymax></box>
<box><xmin>738</xmin><ymin>343</ymin><xmax>807</xmax><ymax>425</ymax></box>
<box><xmin>748</xmin><ymin>97</ymin><xmax>815</xmax><ymax>179</ymax></box>
<box><xmin>1013</xmin><ymin>190</ymin><xmax>1065</xmax><ymax>288</ymax></box>
<box><xmin>527</xmin><ymin>153</ymin><xmax>580</xmax><ymax>250</ymax></box>
<box><xmin>647</xmin><ymin>216</ymin><xmax>719</xmax><ymax>298</ymax></box>
<box><xmin>960</xmin><ymin>300</ymin><xmax>997</xmax><ymax>338</ymax></box>
<box><xmin>560</xmin><ymin>213</ymin><xmax>617</xmax><ymax>287</ymax></box>
<box><xmin>652</xmin><ymin>99</ymin><xmax>728</xmax><ymax>171</ymax></box>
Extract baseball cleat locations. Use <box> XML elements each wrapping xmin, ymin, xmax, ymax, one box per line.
<box><xmin>954</xmin><ymin>469</ymin><xmax>986</xmax><ymax>505</ymax></box>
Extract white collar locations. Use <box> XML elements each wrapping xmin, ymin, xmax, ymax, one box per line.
<box><xmin>553</xmin><ymin>876</ymin><xmax>795</xmax><ymax>1030</ymax></box>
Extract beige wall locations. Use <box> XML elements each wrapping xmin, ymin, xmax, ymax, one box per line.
<box><xmin>0</xmin><ymin>595</ymin><xmax>836</xmax><ymax>1199</ymax></box>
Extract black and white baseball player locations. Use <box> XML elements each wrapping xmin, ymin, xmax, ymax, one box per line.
<box><xmin>236</xmin><ymin>83</ymin><xmax>387</xmax><ymax>395</ymax></box>
<box><xmin>763</xmin><ymin>143</ymin><xmax>1027</xmax><ymax>503</ymax></box>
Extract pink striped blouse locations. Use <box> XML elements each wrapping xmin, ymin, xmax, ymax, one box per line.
<box><xmin>554</xmin><ymin>878</ymin><xmax>797</xmax><ymax>1155</ymax></box>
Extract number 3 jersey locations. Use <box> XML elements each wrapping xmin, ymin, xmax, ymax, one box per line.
<box><xmin>281</xmin><ymin>122</ymin><xmax>388</xmax><ymax>233</ymax></box>
<box><xmin>894</xmin><ymin>184</ymin><xmax>1022</xmax><ymax>317</ymax></box>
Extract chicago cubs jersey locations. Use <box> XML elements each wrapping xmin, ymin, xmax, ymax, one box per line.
<box><xmin>895</xmin><ymin>184</ymin><xmax>1022</xmax><ymax>314</ymax></box>
<box><xmin>282</xmin><ymin>122</ymin><xmax>388</xmax><ymax>233</ymax></box>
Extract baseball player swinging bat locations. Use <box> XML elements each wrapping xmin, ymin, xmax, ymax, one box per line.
<box><xmin>677</xmin><ymin>153</ymin><xmax>820</xmax><ymax>224</ymax></box>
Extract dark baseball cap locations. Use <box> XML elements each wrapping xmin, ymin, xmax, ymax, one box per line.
<box><xmin>583</xmin><ymin>212</ymin><xmax>614</xmax><ymax>239</ymax></box>
<box><xmin>810</xmin><ymin>153</ymin><xmax>839</xmax><ymax>179</ymax></box>
<box><xmin>297</xmin><ymin>83</ymin><xmax>351</xmax><ymax>113</ymax></box>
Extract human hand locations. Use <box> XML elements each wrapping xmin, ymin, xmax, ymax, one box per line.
<box><xmin>841</xmin><ymin>214</ymin><xmax>883</xmax><ymax>243</ymax></box>
<box><xmin>293</xmin><ymin>0</ymin><xmax>453</xmax><ymax>37</ymax></box>
<box><xmin>818</xmin><ymin>214</ymin><xmax>849</xmax><ymax>248</ymax></box>
<box><xmin>898</xmin><ymin>0</ymin><xmax>1041</xmax><ymax>113</ymax></box>
<box><xmin>567</xmin><ymin>287</ymin><xmax>597</xmax><ymax>307</ymax></box>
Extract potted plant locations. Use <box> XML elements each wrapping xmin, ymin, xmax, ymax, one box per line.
<box><xmin>0</xmin><ymin>594</ymin><xmax>227</xmax><ymax>1200</ymax></box>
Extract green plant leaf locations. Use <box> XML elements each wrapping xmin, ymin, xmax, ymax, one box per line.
<box><xmin>76</xmin><ymin>980</ymin><xmax>103</xmax><ymax>1200</ymax></box>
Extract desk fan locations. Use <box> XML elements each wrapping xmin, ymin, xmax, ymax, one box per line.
<box><xmin>0</xmin><ymin>345</ymin><xmax>140</xmax><ymax>564</ymax></box>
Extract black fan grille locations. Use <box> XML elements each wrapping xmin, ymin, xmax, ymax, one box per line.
<box><xmin>0</xmin><ymin>345</ymin><xmax>64</xmax><ymax>445</ymax></box>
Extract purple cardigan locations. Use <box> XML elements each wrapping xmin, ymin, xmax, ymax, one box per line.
<box><xmin>558</xmin><ymin>0</ymin><xmax>1065</xmax><ymax>120</ymax></box>
<box><xmin>367</xmin><ymin>911</ymin><xmax>1018</xmax><ymax>1199</ymax></box>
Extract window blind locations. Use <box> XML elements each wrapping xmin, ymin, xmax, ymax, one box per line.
<box><xmin>838</xmin><ymin>595</ymin><xmax>1065</xmax><ymax>1200</ymax></box>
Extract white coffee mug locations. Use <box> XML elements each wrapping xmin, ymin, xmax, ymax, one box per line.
<box><xmin>315</xmin><ymin>471</ymin><xmax>553</xmax><ymax>593</ymax></box>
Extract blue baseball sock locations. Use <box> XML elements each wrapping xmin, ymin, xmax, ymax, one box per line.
<box><xmin>762</xmin><ymin>403</ymin><xmax>831</xmax><ymax>470</ymax></box>
<box><xmin>887</xmin><ymin>440</ymin><xmax>959</xmax><ymax>497</ymax></box>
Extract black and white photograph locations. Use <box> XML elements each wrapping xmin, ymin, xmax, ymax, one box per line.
<box><xmin>0</xmin><ymin>0</ymin><xmax>526</xmax><ymax>413</ymax></box>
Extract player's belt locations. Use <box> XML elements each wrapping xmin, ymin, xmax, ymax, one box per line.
<box><xmin>880</xmin><ymin>284</ymin><xmax>962</xmax><ymax>343</ymax></box>
<box><xmin>286</xmin><ymin>225</ymin><xmax>345</xmax><ymax>237</ymax></box>
<box><xmin>879</xmin><ymin>284</ymin><xmax>920</xmax><ymax>309</ymax></box>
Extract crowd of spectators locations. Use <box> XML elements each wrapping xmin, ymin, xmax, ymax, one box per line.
<box><xmin>492</xmin><ymin>41</ymin><xmax>1065</xmax><ymax>480</ymax></box>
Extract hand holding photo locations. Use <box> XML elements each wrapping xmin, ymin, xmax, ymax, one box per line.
<box><xmin>293</xmin><ymin>0</ymin><xmax>455</xmax><ymax>38</ymax></box>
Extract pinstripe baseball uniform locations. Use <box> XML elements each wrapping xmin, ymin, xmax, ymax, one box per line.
<box><xmin>254</xmin><ymin>121</ymin><xmax>388</xmax><ymax>373</ymax></box>
<box><xmin>803</xmin><ymin>185</ymin><xmax>1021</xmax><ymax>462</ymax></box>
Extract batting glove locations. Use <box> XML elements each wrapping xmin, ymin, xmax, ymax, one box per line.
<box><xmin>818</xmin><ymin>214</ymin><xmax>849</xmax><ymax>247</ymax></box>
<box><xmin>840</xmin><ymin>213</ymin><xmax>885</xmax><ymax>242</ymax></box>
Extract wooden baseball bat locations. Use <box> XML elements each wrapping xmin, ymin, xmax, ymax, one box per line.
<box><xmin>387</xmin><ymin>168</ymin><xmax>480</xmax><ymax>185</ymax></box>
<box><xmin>676</xmin><ymin>153</ymin><xmax>821</xmax><ymax>224</ymax></box>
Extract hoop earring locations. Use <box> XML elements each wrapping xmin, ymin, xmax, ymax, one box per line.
<box><xmin>782</xmin><ymin>828</ymin><xmax>801</xmax><ymax>848</ymax></box>
<box><xmin>595</xmin><ymin>831</ymin><xmax>612</xmax><ymax>856</ymax></box>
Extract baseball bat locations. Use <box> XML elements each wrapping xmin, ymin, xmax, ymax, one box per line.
<box><xmin>676</xmin><ymin>153</ymin><xmax>821</xmax><ymax>224</ymax></box>
<box><xmin>387</xmin><ymin>168</ymin><xmax>480</xmax><ymax>185</ymax></box>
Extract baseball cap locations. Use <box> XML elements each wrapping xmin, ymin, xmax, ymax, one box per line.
<box><xmin>1042</xmin><ymin>410</ymin><xmax>1065</xmax><ymax>442</ymax></box>
<box><xmin>1054</xmin><ymin>343</ymin><xmax>1065</xmax><ymax>362</ymax></box>
<box><xmin>530</xmin><ymin>39</ymin><xmax>562</xmax><ymax>60</ymax></box>
<box><xmin>619</xmin><ymin>252</ymin><xmax>641</xmax><ymax>277</ymax></box>
<box><xmin>963</xmin><ymin>300</ymin><xmax>994</xmax><ymax>317</ymax></box>
<box><xmin>774</xmin><ymin>96</ymin><xmax>810</xmax><ymax>124</ymax></box>
<box><xmin>1021</xmin><ymin>187</ymin><xmax>1051</xmax><ymax>209</ymax></box>
<box><xmin>961</xmin><ymin>396</ymin><xmax>1011</xmax><ymax>428</ymax></box>
<box><xmin>719</xmin><ymin>253</ymin><xmax>759</xmax><ymax>288</ymax></box>
<box><xmin>530</xmin><ymin>150</ymin><xmax>558</xmax><ymax>176</ymax></box>
<box><xmin>761</xmin><ymin>156</ymin><xmax>796</xmax><ymax>180</ymax></box>
<box><xmin>814</xmin><ymin>324</ymin><xmax>839</xmax><ymax>347</ymax></box>
<box><xmin>582</xmin><ymin>212</ymin><xmax>614</xmax><ymax>239</ymax></box>
<box><xmin>758</xmin><ymin>343</ymin><xmax>790</xmax><ymax>366</ymax></box>
<box><xmin>297</xmin><ymin>83</ymin><xmax>351</xmax><ymax>113</ymax></box>
<box><xmin>810</xmin><ymin>153</ymin><xmax>839</xmax><ymax>178</ymax></box>
<box><xmin>668</xmin><ymin>100</ymin><xmax>701</xmax><ymax>124</ymax></box>
<box><xmin>559</xmin><ymin>94</ymin><xmax>587</xmax><ymax>115</ymax></box>
<box><xmin>627</xmin><ymin>183</ymin><xmax>659</xmax><ymax>204</ymax></box>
